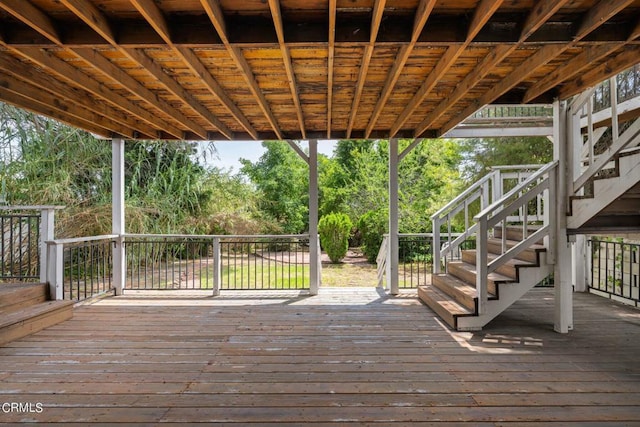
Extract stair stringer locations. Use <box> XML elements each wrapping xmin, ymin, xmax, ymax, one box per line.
<box><xmin>456</xmin><ymin>256</ymin><xmax>552</xmax><ymax>331</ymax></box>
<box><xmin>568</xmin><ymin>145</ymin><xmax>640</xmax><ymax>230</ymax></box>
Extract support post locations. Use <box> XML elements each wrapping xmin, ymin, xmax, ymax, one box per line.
<box><xmin>112</xmin><ymin>138</ymin><xmax>126</xmax><ymax>295</ymax></box>
<box><xmin>46</xmin><ymin>242</ymin><xmax>63</xmax><ymax>300</ymax></box>
<box><xmin>308</xmin><ymin>139</ymin><xmax>319</xmax><ymax>295</ymax></box>
<box><xmin>388</xmin><ymin>139</ymin><xmax>399</xmax><ymax>295</ymax></box>
<box><xmin>40</xmin><ymin>207</ymin><xmax>56</xmax><ymax>284</ymax></box>
<box><xmin>572</xmin><ymin>235</ymin><xmax>587</xmax><ymax>292</ymax></box>
<box><xmin>212</xmin><ymin>236</ymin><xmax>220</xmax><ymax>296</ymax></box>
<box><xmin>554</xmin><ymin>100</ymin><xmax>573</xmax><ymax>333</ymax></box>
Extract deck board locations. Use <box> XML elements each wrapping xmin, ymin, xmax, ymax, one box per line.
<box><xmin>1</xmin><ymin>287</ymin><xmax>639</xmax><ymax>424</ymax></box>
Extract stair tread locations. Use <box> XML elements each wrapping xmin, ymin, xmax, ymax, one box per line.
<box><xmin>0</xmin><ymin>300</ymin><xmax>74</xmax><ymax>329</ymax></box>
<box><xmin>486</xmin><ymin>237</ymin><xmax>545</xmax><ymax>251</ymax></box>
<box><xmin>448</xmin><ymin>260</ymin><xmax>514</xmax><ymax>282</ymax></box>
<box><xmin>418</xmin><ymin>285</ymin><xmax>473</xmax><ymax>316</ymax></box>
<box><xmin>463</xmin><ymin>249</ymin><xmax>538</xmax><ymax>267</ymax></box>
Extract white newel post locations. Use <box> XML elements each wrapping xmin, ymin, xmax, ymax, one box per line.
<box><xmin>212</xmin><ymin>236</ymin><xmax>221</xmax><ymax>296</ymax></box>
<box><xmin>309</xmin><ymin>139</ymin><xmax>320</xmax><ymax>295</ymax></box>
<box><xmin>554</xmin><ymin>100</ymin><xmax>573</xmax><ymax>333</ymax></box>
<box><xmin>40</xmin><ymin>207</ymin><xmax>56</xmax><ymax>284</ymax></box>
<box><xmin>388</xmin><ymin>139</ymin><xmax>399</xmax><ymax>295</ymax></box>
<box><xmin>46</xmin><ymin>242</ymin><xmax>64</xmax><ymax>300</ymax></box>
<box><xmin>112</xmin><ymin>138</ymin><xmax>126</xmax><ymax>295</ymax></box>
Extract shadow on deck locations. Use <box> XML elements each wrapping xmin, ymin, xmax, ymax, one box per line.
<box><xmin>1</xmin><ymin>287</ymin><xmax>639</xmax><ymax>424</ymax></box>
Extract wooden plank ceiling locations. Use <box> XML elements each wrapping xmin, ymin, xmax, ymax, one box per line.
<box><xmin>0</xmin><ymin>0</ymin><xmax>639</xmax><ymax>141</ymax></box>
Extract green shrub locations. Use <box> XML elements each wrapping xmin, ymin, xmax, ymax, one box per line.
<box><xmin>318</xmin><ymin>213</ymin><xmax>353</xmax><ymax>263</ymax></box>
<box><xmin>357</xmin><ymin>209</ymin><xmax>387</xmax><ymax>263</ymax></box>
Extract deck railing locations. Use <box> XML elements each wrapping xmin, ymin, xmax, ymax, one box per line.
<box><xmin>125</xmin><ymin>234</ymin><xmax>311</xmax><ymax>292</ymax></box>
<box><xmin>589</xmin><ymin>238</ymin><xmax>640</xmax><ymax>307</ymax></box>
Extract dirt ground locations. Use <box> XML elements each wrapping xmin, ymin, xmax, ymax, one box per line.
<box><xmin>320</xmin><ymin>248</ymin><xmax>380</xmax><ymax>287</ymax></box>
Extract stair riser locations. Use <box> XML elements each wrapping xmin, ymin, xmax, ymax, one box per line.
<box><xmin>417</xmin><ymin>287</ymin><xmax>458</xmax><ymax>330</ymax></box>
<box><xmin>494</xmin><ymin>227</ymin><xmax>543</xmax><ymax>244</ymax></box>
<box><xmin>432</xmin><ymin>275</ymin><xmax>476</xmax><ymax>311</ymax></box>
<box><xmin>0</xmin><ymin>304</ymin><xmax>73</xmax><ymax>346</ymax></box>
<box><xmin>0</xmin><ymin>284</ymin><xmax>49</xmax><ymax>314</ymax></box>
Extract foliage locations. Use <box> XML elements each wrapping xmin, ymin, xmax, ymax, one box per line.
<box><xmin>357</xmin><ymin>209</ymin><xmax>387</xmax><ymax>262</ymax></box>
<box><xmin>459</xmin><ymin>136</ymin><xmax>553</xmax><ymax>183</ymax></box>
<box><xmin>240</xmin><ymin>141</ymin><xmax>309</xmax><ymax>234</ymax></box>
<box><xmin>318</xmin><ymin>212</ymin><xmax>353</xmax><ymax>263</ymax></box>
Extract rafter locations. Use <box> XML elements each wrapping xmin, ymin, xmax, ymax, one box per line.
<box><xmin>578</xmin><ymin>0</ymin><xmax>636</xmax><ymax>38</ymax></box>
<box><xmin>629</xmin><ymin>15</ymin><xmax>640</xmax><ymax>40</ymax></box>
<box><xmin>59</xmin><ymin>0</ymin><xmax>116</xmax><ymax>44</ymax></box>
<box><xmin>70</xmin><ymin>48</ymin><xmax>209</xmax><ymax>138</ymax></box>
<box><xmin>0</xmin><ymin>71</ymin><xmax>137</xmax><ymax>138</ymax></box>
<box><xmin>560</xmin><ymin>45</ymin><xmax>640</xmax><ymax>99</ymax></box>
<box><xmin>0</xmin><ymin>52</ymin><xmax>159</xmax><ymax>138</ymax></box>
<box><xmin>438</xmin><ymin>44</ymin><xmax>566</xmax><ymax>136</ymax></box>
<box><xmin>523</xmin><ymin>44</ymin><xmax>624</xmax><ymax>103</ymax></box>
<box><xmin>10</xmin><ymin>46</ymin><xmax>184</xmax><ymax>138</ymax></box>
<box><xmin>0</xmin><ymin>87</ymin><xmax>111</xmax><ymax>137</ymax></box>
<box><xmin>346</xmin><ymin>0</ymin><xmax>386</xmax><ymax>138</ymax></box>
<box><xmin>0</xmin><ymin>0</ymin><xmax>61</xmax><ymax>44</ymax></box>
<box><xmin>201</xmin><ymin>0</ymin><xmax>282</xmax><ymax>139</ymax></box>
<box><xmin>437</xmin><ymin>0</ymin><xmax>634</xmax><ymax>137</ymax></box>
<box><xmin>268</xmin><ymin>0</ymin><xmax>306</xmax><ymax>139</ymax></box>
<box><xmin>389</xmin><ymin>0</ymin><xmax>504</xmax><ymax>137</ymax></box>
<box><xmin>364</xmin><ymin>0</ymin><xmax>437</xmax><ymax>138</ymax></box>
<box><xmin>414</xmin><ymin>0</ymin><xmax>571</xmax><ymax>136</ymax></box>
<box><xmin>327</xmin><ymin>0</ymin><xmax>336</xmax><ymax>139</ymax></box>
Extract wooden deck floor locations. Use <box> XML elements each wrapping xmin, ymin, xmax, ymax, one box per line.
<box><xmin>1</xmin><ymin>287</ymin><xmax>640</xmax><ymax>425</ymax></box>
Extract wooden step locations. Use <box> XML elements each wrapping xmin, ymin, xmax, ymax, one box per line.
<box><xmin>486</xmin><ymin>238</ymin><xmax>545</xmax><ymax>264</ymax></box>
<box><xmin>417</xmin><ymin>285</ymin><xmax>473</xmax><ymax>330</ymax></box>
<box><xmin>447</xmin><ymin>260</ymin><xmax>507</xmax><ymax>296</ymax></box>
<box><xmin>493</xmin><ymin>226</ymin><xmax>542</xmax><ymax>243</ymax></box>
<box><xmin>0</xmin><ymin>283</ymin><xmax>49</xmax><ymax>314</ymax></box>
<box><xmin>0</xmin><ymin>300</ymin><xmax>74</xmax><ymax>346</ymax></box>
<box><xmin>432</xmin><ymin>273</ymin><xmax>478</xmax><ymax>311</ymax></box>
<box><xmin>461</xmin><ymin>250</ymin><xmax>537</xmax><ymax>280</ymax></box>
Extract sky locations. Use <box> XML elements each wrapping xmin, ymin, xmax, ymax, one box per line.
<box><xmin>206</xmin><ymin>140</ymin><xmax>337</xmax><ymax>172</ymax></box>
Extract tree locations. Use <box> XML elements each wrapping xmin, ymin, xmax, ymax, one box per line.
<box><xmin>240</xmin><ymin>141</ymin><xmax>309</xmax><ymax>234</ymax></box>
<box><xmin>318</xmin><ymin>212</ymin><xmax>352</xmax><ymax>263</ymax></box>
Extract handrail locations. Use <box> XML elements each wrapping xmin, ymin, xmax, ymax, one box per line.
<box><xmin>474</xmin><ymin>160</ymin><xmax>557</xmax><ymax>315</ymax></box>
<box><xmin>431</xmin><ymin>172</ymin><xmax>495</xmax><ymax>220</ymax></box>
<box><xmin>46</xmin><ymin>234</ymin><xmax>119</xmax><ymax>245</ymax></box>
<box><xmin>474</xmin><ymin>161</ymin><xmax>558</xmax><ymax>221</ymax></box>
<box><xmin>124</xmin><ymin>233</ymin><xmax>309</xmax><ymax>239</ymax></box>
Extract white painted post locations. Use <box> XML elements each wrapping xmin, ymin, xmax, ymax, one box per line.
<box><xmin>309</xmin><ymin>139</ymin><xmax>319</xmax><ymax>295</ymax></box>
<box><xmin>572</xmin><ymin>235</ymin><xmax>587</xmax><ymax>292</ymax></box>
<box><xmin>212</xmin><ymin>236</ymin><xmax>220</xmax><ymax>296</ymax></box>
<box><xmin>554</xmin><ymin>100</ymin><xmax>573</xmax><ymax>333</ymax></box>
<box><xmin>39</xmin><ymin>207</ymin><xmax>56</xmax><ymax>283</ymax></box>
<box><xmin>112</xmin><ymin>138</ymin><xmax>126</xmax><ymax>295</ymax></box>
<box><xmin>476</xmin><ymin>217</ymin><xmax>488</xmax><ymax>315</ymax></box>
<box><xmin>46</xmin><ymin>242</ymin><xmax>63</xmax><ymax>300</ymax></box>
<box><xmin>388</xmin><ymin>139</ymin><xmax>399</xmax><ymax>295</ymax></box>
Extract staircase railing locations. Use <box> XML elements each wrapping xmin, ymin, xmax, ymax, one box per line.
<box><xmin>431</xmin><ymin>165</ymin><xmax>547</xmax><ymax>275</ymax></box>
<box><xmin>474</xmin><ymin>161</ymin><xmax>558</xmax><ymax>314</ymax></box>
<box><xmin>572</xmin><ymin>74</ymin><xmax>640</xmax><ymax>196</ymax></box>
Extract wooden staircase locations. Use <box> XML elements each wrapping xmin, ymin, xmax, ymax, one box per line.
<box><xmin>568</xmin><ymin>148</ymin><xmax>640</xmax><ymax>233</ymax></box>
<box><xmin>0</xmin><ymin>283</ymin><xmax>74</xmax><ymax>346</ymax></box>
<box><xmin>419</xmin><ymin>227</ymin><xmax>551</xmax><ymax>331</ymax></box>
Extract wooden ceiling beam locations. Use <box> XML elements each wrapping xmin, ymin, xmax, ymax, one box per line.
<box><xmin>14</xmin><ymin>46</ymin><xmax>184</xmax><ymax>138</ymax></box>
<box><xmin>130</xmin><ymin>0</ymin><xmax>234</xmax><ymax>139</ymax></box>
<box><xmin>327</xmin><ymin>0</ymin><xmax>336</xmax><ymax>139</ymax></box>
<box><xmin>523</xmin><ymin>43</ymin><xmax>625</xmax><ymax>103</ymax></box>
<box><xmin>0</xmin><ymin>71</ymin><xmax>139</xmax><ymax>138</ymax></box>
<box><xmin>559</xmin><ymin>45</ymin><xmax>640</xmax><ymax>99</ymax></box>
<box><xmin>201</xmin><ymin>0</ymin><xmax>282</xmax><ymax>139</ymax></box>
<box><xmin>438</xmin><ymin>44</ymin><xmax>567</xmax><ymax>137</ymax></box>
<box><xmin>577</xmin><ymin>0</ymin><xmax>636</xmax><ymax>39</ymax></box>
<box><xmin>0</xmin><ymin>87</ymin><xmax>112</xmax><ymax>137</ymax></box>
<box><xmin>364</xmin><ymin>0</ymin><xmax>436</xmax><ymax>138</ymax></box>
<box><xmin>70</xmin><ymin>48</ymin><xmax>209</xmax><ymax>138</ymax></box>
<box><xmin>59</xmin><ymin>0</ymin><xmax>116</xmax><ymax>44</ymax></box>
<box><xmin>0</xmin><ymin>0</ymin><xmax>61</xmax><ymax>45</ymax></box>
<box><xmin>346</xmin><ymin>0</ymin><xmax>386</xmax><ymax>138</ymax></box>
<box><xmin>268</xmin><ymin>0</ymin><xmax>306</xmax><ymax>139</ymax></box>
<box><xmin>0</xmin><ymin>52</ymin><xmax>159</xmax><ymax>138</ymax></box>
<box><xmin>389</xmin><ymin>0</ymin><xmax>504</xmax><ymax>137</ymax></box>
<box><xmin>414</xmin><ymin>0</ymin><xmax>571</xmax><ymax>135</ymax></box>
